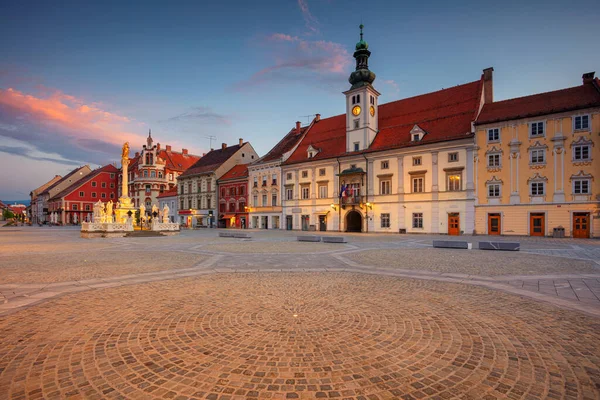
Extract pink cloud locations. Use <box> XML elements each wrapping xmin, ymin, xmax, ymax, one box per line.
<box><xmin>297</xmin><ymin>0</ymin><xmax>319</xmax><ymax>35</ymax></box>
<box><xmin>0</xmin><ymin>87</ymin><xmax>143</xmax><ymax>145</ymax></box>
<box><xmin>382</xmin><ymin>79</ymin><xmax>400</xmax><ymax>94</ymax></box>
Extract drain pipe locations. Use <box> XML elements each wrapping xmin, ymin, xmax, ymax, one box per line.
<box><xmin>363</xmin><ymin>154</ymin><xmax>369</xmax><ymax>233</ymax></box>
<box><xmin>337</xmin><ymin>157</ymin><xmax>341</xmax><ymax>232</ymax></box>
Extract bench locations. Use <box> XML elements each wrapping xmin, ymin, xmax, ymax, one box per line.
<box><xmin>432</xmin><ymin>240</ymin><xmax>471</xmax><ymax>249</ymax></box>
<box><xmin>297</xmin><ymin>235</ymin><xmax>321</xmax><ymax>242</ymax></box>
<box><xmin>322</xmin><ymin>236</ymin><xmax>347</xmax><ymax>243</ymax></box>
<box><xmin>218</xmin><ymin>232</ymin><xmax>235</xmax><ymax>238</ymax></box>
<box><xmin>233</xmin><ymin>232</ymin><xmax>252</xmax><ymax>239</ymax></box>
<box><xmin>478</xmin><ymin>241</ymin><xmax>520</xmax><ymax>251</ymax></box>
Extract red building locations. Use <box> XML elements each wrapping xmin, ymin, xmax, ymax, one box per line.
<box><xmin>47</xmin><ymin>164</ymin><xmax>119</xmax><ymax>224</ymax></box>
<box><xmin>217</xmin><ymin>164</ymin><xmax>249</xmax><ymax>228</ymax></box>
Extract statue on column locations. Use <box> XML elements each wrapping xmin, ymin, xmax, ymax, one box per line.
<box><xmin>122</xmin><ymin>142</ymin><xmax>130</xmax><ymax>160</ymax></box>
<box><xmin>106</xmin><ymin>200</ymin><xmax>114</xmax><ymax>223</ymax></box>
<box><xmin>139</xmin><ymin>203</ymin><xmax>146</xmax><ymax>223</ymax></box>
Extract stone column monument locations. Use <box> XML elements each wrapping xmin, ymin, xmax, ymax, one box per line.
<box><xmin>114</xmin><ymin>142</ymin><xmax>137</xmax><ymax>224</ymax></box>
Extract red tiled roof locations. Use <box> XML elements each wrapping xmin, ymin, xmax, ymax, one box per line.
<box><xmin>218</xmin><ymin>164</ymin><xmax>249</xmax><ymax>182</ymax></box>
<box><xmin>159</xmin><ymin>149</ymin><xmax>200</xmax><ymax>172</ymax></box>
<box><xmin>180</xmin><ymin>144</ymin><xmax>245</xmax><ymax>177</ymax></box>
<box><xmin>476</xmin><ymin>79</ymin><xmax>600</xmax><ymax>125</ymax></box>
<box><xmin>49</xmin><ymin>164</ymin><xmax>118</xmax><ymax>201</ymax></box>
<box><xmin>40</xmin><ymin>166</ymin><xmax>89</xmax><ymax>195</ymax></box>
<box><xmin>259</xmin><ymin>126</ymin><xmax>308</xmax><ymax>163</ymax></box>
<box><xmin>285</xmin><ymin>79</ymin><xmax>482</xmax><ymax>165</ymax></box>
<box><xmin>157</xmin><ymin>187</ymin><xmax>178</xmax><ymax>199</ymax></box>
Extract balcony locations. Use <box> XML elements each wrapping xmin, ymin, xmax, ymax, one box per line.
<box><xmin>341</xmin><ymin>195</ymin><xmax>364</xmax><ymax>205</ymax></box>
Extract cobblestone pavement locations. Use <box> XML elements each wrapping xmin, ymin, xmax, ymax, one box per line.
<box><xmin>1</xmin><ymin>273</ymin><xmax>600</xmax><ymax>400</ymax></box>
<box><xmin>1</xmin><ymin>227</ymin><xmax>600</xmax><ymax>399</ymax></box>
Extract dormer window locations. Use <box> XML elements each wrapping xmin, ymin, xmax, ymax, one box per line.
<box><xmin>307</xmin><ymin>145</ymin><xmax>319</xmax><ymax>159</ymax></box>
<box><xmin>410</xmin><ymin>125</ymin><xmax>427</xmax><ymax>142</ymax></box>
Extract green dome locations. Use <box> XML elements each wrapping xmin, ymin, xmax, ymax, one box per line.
<box><xmin>355</xmin><ymin>39</ymin><xmax>368</xmax><ymax>50</ymax></box>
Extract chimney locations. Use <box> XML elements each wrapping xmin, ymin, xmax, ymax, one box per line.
<box><xmin>221</xmin><ymin>143</ymin><xmax>227</xmax><ymax>150</ymax></box>
<box><xmin>582</xmin><ymin>71</ymin><xmax>595</xmax><ymax>84</ymax></box>
<box><xmin>315</xmin><ymin>114</ymin><xmax>321</xmax><ymax>122</ymax></box>
<box><xmin>239</xmin><ymin>138</ymin><xmax>243</xmax><ymax>146</ymax></box>
<box><xmin>202</xmin><ymin>153</ymin><xmax>206</xmax><ymax>157</ymax></box>
<box><xmin>166</xmin><ymin>145</ymin><xmax>172</xmax><ymax>152</ymax></box>
<box><xmin>182</xmin><ymin>148</ymin><xmax>188</xmax><ymax>155</ymax></box>
<box><xmin>483</xmin><ymin>67</ymin><xmax>494</xmax><ymax>104</ymax></box>
<box><xmin>296</xmin><ymin>121</ymin><xmax>301</xmax><ymax>133</ymax></box>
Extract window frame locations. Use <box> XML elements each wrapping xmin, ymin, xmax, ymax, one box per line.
<box><xmin>380</xmin><ymin>213</ymin><xmax>390</xmax><ymax>228</ymax></box>
<box><xmin>573</xmin><ymin>144</ymin><xmax>591</xmax><ymax>161</ymax></box>
<box><xmin>412</xmin><ymin>156</ymin><xmax>422</xmax><ymax>166</ymax></box>
<box><xmin>487</xmin><ymin>183</ymin><xmax>501</xmax><ymax>198</ymax></box>
<box><xmin>572</xmin><ymin>179</ymin><xmax>591</xmax><ymax>195</ymax></box>
<box><xmin>529</xmin><ymin>121</ymin><xmax>545</xmax><ymax>138</ymax></box>
<box><xmin>318</xmin><ymin>185</ymin><xmax>328</xmax><ymax>199</ymax></box>
<box><xmin>79</xmin><ymin>191</ymin><xmax>84</xmax><ymax>197</ymax></box>
<box><xmin>380</xmin><ymin>179</ymin><xmax>391</xmax><ymax>195</ymax></box>
<box><xmin>412</xmin><ymin>213</ymin><xmax>423</xmax><ymax>229</ymax></box>
<box><xmin>530</xmin><ymin>149</ymin><xmax>546</xmax><ymax>165</ymax></box>
<box><xmin>381</xmin><ymin>160</ymin><xmax>389</xmax><ymax>170</ymax></box>
<box><xmin>487</xmin><ymin>128</ymin><xmax>500</xmax><ymax>143</ymax></box>
<box><xmin>301</xmin><ymin>186</ymin><xmax>310</xmax><ymax>199</ymax></box>
<box><xmin>286</xmin><ymin>188</ymin><xmax>293</xmax><ymax>200</ymax></box>
<box><xmin>412</xmin><ymin>176</ymin><xmax>424</xmax><ymax>193</ymax></box>
<box><xmin>353</xmin><ymin>142</ymin><xmax>360</xmax><ymax>151</ymax></box>
<box><xmin>487</xmin><ymin>153</ymin><xmax>501</xmax><ymax>168</ymax></box>
<box><xmin>573</xmin><ymin>114</ymin><xmax>590</xmax><ymax>131</ymax></box>
<box><xmin>447</xmin><ymin>173</ymin><xmax>462</xmax><ymax>192</ymax></box>
<box><xmin>530</xmin><ymin>181</ymin><xmax>545</xmax><ymax>196</ymax></box>
<box><xmin>448</xmin><ymin>152</ymin><xmax>458</xmax><ymax>162</ymax></box>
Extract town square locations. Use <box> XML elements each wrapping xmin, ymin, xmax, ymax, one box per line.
<box><xmin>1</xmin><ymin>0</ymin><xmax>600</xmax><ymax>398</ymax></box>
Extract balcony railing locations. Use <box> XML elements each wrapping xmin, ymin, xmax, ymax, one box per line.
<box><xmin>341</xmin><ymin>195</ymin><xmax>363</xmax><ymax>205</ymax></box>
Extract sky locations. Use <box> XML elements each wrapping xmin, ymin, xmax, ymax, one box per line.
<box><xmin>1</xmin><ymin>0</ymin><xmax>599</xmax><ymax>200</ymax></box>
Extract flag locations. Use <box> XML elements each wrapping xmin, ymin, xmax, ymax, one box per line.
<box><xmin>339</xmin><ymin>184</ymin><xmax>347</xmax><ymax>198</ymax></box>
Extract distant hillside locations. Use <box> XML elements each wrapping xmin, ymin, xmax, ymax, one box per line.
<box><xmin>1</xmin><ymin>200</ymin><xmax>31</xmax><ymax>207</ymax></box>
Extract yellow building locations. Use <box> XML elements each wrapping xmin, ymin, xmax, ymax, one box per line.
<box><xmin>474</xmin><ymin>71</ymin><xmax>600</xmax><ymax>238</ymax></box>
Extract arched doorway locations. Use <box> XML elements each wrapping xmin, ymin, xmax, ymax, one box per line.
<box><xmin>346</xmin><ymin>210</ymin><xmax>362</xmax><ymax>232</ymax></box>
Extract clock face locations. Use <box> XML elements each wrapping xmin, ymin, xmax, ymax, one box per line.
<box><xmin>370</xmin><ymin>106</ymin><xmax>375</xmax><ymax>117</ymax></box>
<box><xmin>352</xmin><ymin>105</ymin><xmax>361</xmax><ymax>116</ymax></box>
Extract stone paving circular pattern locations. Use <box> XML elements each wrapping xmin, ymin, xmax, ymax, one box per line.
<box><xmin>346</xmin><ymin>248</ymin><xmax>600</xmax><ymax>276</ymax></box>
<box><xmin>1</xmin><ymin>273</ymin><xmax>600</xmax><ymax>399</ymax></box>
<box><xmin>200</xmin><ymin>241</ymin><xmax>348</xmax><ymax>254</ymax></box>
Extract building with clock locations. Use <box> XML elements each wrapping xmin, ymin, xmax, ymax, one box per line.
<box><xmin>280</xmin><ymin>25</ymin><xmax>489</xmax><ymax>234</ymax></box>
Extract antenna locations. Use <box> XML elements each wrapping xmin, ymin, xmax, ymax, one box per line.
<box><xmin>299</xmin><ymin>115</ymin><xmax>315</xmax><ymax>125</ymax></box>
<box><xmin>202</xmin><ymin>135</ymin><xmax>217</xmax><ymax>149</ymax></box>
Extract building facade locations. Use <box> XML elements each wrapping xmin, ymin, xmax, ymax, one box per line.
<box><xmin>120</xmin><ymin>131</ymin><xmax>200</xmax><ymax>209</ymax></box>
<box><xmin>157</xmin><ymin>187</ymin><xmax>178</xmax><ymax>223</ymax></box>
<box><xmin>36</xmin><ymin>165</ymin><xmax>93</xmax><ymax>223</ymax></box>
<box><xmin>248</xmin><ymin>122</ymin><xmax>308</xmax><ymax>229</ymax></box>
<box><xmin>474</xmin><ymin>72</ymin><xmax>600</xmax><ymax>237</ymax></box>
<box><xmin>280</xmin><ymin>26</ymin><xmax>485</xmax><ymax>234</ymax></box>
<box><xmin>177</xmin><ymin>139</ymin><xmax>258</xmax><ymax>227</ymax></box>
<box><xmin>217</xmin><ymin>164</ymin><xmax>249</xmax><ymax>228</ymax></box>
<box><xmin>47</xmin><ymin>164</ymin><xmax>119</xmax><ymax>224</ymax></box>
<box><xmin>30</xmin><ymin>175</ymin><xmax>62</xmax><ymax>224</ymax></box>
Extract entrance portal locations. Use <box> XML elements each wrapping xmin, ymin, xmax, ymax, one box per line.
<box><xmin>345</xmin><ymin>211</ymin><xmax>362</xmax><ymax>232</ymax></box>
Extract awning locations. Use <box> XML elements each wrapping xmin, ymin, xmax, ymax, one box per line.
<box><xmin>337</xmin><ymin>167</ymin><xmax>365</xmax><ymax>176</ymax></box>
<box><xmin>221</xmin><ymin>214</ymin><xmax>236</xmax><ymax>219</ymax></box>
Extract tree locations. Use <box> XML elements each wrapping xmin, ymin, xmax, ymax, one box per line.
<box><xmin>2</xmin><ymin>209</ymin><xmax>14</xmax><ymax>220</ymax></box>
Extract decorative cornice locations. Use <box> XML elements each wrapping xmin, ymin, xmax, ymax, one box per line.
<box><xmin>485</xmin><ymin>176</ymin><xmax>503</xmax><ymax>185</ymax></box>
<box><xmin>527</xmin><ymin>173</ymin><xmax>548</xmax><ymax>183</ymax></box>
<box><xmin>570</xmin><ymin>170</ymin><xmax>593</xmax><ymax>181</ymax></box>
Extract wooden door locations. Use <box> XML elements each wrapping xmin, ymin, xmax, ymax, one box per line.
<box><xmin>573</xmin><ymin>213</ymin><xmax>590</xmax><ymax>238</ymax></box>
<box><xmin>448</xmin><ymin>213</ymin><xmax>460</xmax><ymax>236</ymax></box>
<box><xmin>530</xmin><ymin>213</ymin><xmax>545</xmax><ymax>236</ymax></box>
<box><xmin>319</xmin><ymin>215</ymin><xmax>327</xmax><ymax>231</ymax></box>
<box><xmin>488</xmin><ymin>214</ymin><xmax>501</xmax><ymax>235</ymax></box>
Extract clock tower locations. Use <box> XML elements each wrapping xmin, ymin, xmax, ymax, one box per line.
<box><xmin>344</xmin><ymin>24</ymin><xmax>380</xmax><ymax>153</ymax></box>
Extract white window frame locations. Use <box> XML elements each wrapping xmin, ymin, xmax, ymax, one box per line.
<box><xmin>487</xmin><ymin>128</ymin><xmax>500</xmax><ymax>143</ymax></box>
<box><xmin>271</xmin><ymin>193</ymin><xmax>277</xmax><ymax>206</ymax></box>
<box><xmin>487</xmin><ymin>184</ymin><xmax>501</xmax><ymax>198</ymax></box>
<box><xmin>487</xmin><ymin>153</ymin><xmax>501</xmax><ymax>168</ymax></box>
<box><xmin>318</xmin><ymin>185</ymin><xmax>328</xmax><ymax>199</ymax></box>
<box><xmin>530</xmin><ymin>149</ymin><xmax>545</xmax><ymax>165</ymax></box>
<box><xmin>412</xmin><ymin>213</ymin><xmax>423</xmax><ymax>229</ymax></box>
<box><xmin>573</xmin><ymin>114</ymin><xmax>590</xmax><ymax>131</ymax></box>
<box><xmin>381</xmin><ymin>213</ymin><xmax>390</xmax><ymax>228</ymax></box>
<box><xmin>286</xmin><ymin>172</ymin><xmax>292</xmax><ymax>180</ymax></box>
<box><xmin>301</xmin><ymin>186</ymin><xmax>310</xmax><ymax>199</ymax></box>
<box><xmin>381</xmin><ymin>160</ymin><xmax>389</xmax><ymax>169</ymax></box>
<box><xmin>529</xmin><ymin>121</ymin><xmax>545</xmax><ymax>138</ymax></box>
<box><xmin>301</xmin><ymin>171</ymin><xmax>308</xmax><ymax>178</ymax></box>
<box><xmin>447</xmin><ymin>173</ymin><xmax>461</xmax><ymax>192</ymax></box>
<box><xmin>572</xmin><ymin>179</ymin><xmax>591</xmax><ymax>195</ymax></box>
<box><xmin>353</xmin><ymin>142</ymin><xmax>360</xmax><ymax>151</ymax></box>
<box><xmin>448</xmin><ymin>152</ymin><xmax>458</xmax><ymax>162</ymax></box>
<box><xmin>380</xmin><ymin>180</ymin><xmax>391</xmax><ymax>195</ymax></box>
<box><xmin>253</xmin><ymin>195</ymin><xmax>258</xmax><ymax>206</ymax></box>
<box><xmin>573</xmin><ymin>144</ymin><xmax>591</xmax><ymax>161</ymax></box>
<box><xmin>412</xmin><ymin>156</ymin><xmax>422</xmax><ymax>166</ymax></box>
<box><xmin>286</xmin><ymin>188</ymin><xmax>293</xmax><ymax>200</ymax></box>
<box><xmin>412</xmin><ymin>177</ymin><xmax>424</xmax><ymax>193</ymax></box>
<box><xmin>530</xmin><ymin>181</ymin><xmax>545</xmax><ymax>196</ymax></box>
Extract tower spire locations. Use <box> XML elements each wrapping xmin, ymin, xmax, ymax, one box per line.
<box><xmin>147</xmin><ymin>129</ymin><xmax>153</xmax><ymax>147</ymax></box>
<box><xmin>348</xmin><ymin>24</ymin><xmax>376</xmax><ymax>90</ymax></box>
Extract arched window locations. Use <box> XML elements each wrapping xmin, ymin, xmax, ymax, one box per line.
<box><xmin>145</xmin><ymin>153</ymin><xmax>153</xmax><ymax>165</ymax></box>
<box><xmin>357</xmin><ymin>94</ymin><xmax>360</xmax><ymax>103</ymax></box>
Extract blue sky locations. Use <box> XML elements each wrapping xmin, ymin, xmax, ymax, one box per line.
<box><xmin>1</xmin><ymin>0</ymin><xmax>598</xmax><ymax>200</ymax></box>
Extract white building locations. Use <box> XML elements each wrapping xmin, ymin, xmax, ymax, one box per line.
<box><xmin>177</xmin><ymin>139</ymin><xmax>258</xmax><ymax>227</ymax></box>
<box><xmin>247</xmin><ymin>122</ymin><xmax>308</xmax><ymax>229</ymax></box>
<box><xmin>280</xmin><ymin>26</ymin><xmax>487</xmax><ymax>234</ymax></box>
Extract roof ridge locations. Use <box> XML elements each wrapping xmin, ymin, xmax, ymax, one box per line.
<box><xmin>487</xmin><ymin>83</ymin><xmax>591</xmax><ymax>105</ymax></box>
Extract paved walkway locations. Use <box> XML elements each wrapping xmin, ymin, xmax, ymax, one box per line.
<box><xmin>1</xmin><ymin>227</ymin><xmax>599</xmax><ymax>399</ymax></box>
